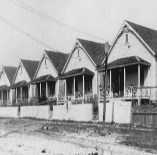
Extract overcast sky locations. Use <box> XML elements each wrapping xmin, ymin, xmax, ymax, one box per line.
<box><xmin>0</xmin><ymin>0</ymin><xmax>157</xmax><ymax>68</ymax></box>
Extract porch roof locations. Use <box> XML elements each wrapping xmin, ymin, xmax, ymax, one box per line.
<box><xmin>0</xmin><ymin>85</ymin><xmax>9</xmax><ymax>91</ymax></box>
<box><xmin>98</xmin><ymin>56</ymin><xmax>150</xmax><ymax>70</ymax></box>
<box><xmin>10</xmin><ymin>80</ymin><xmax>28</xmax><ymax>89</ymax></box>
<box><xmin>31</xmin><ymin>74</ymin><xmax>55</xmax><ymax>84</ymax></box>
<box><xmin>60</xmin><ymin>67</ymin><xmax>94</xmax><ymax>79</ymax></box>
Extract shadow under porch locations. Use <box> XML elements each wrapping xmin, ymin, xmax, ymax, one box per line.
<box><xmin>31</xmin><ymin>74</ymin><xmax>56</xmax><ymax>104</ymax></box>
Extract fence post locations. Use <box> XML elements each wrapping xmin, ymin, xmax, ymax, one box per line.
<box><xmin>17</xmin><ymin>105</ymin><xmax>21</xmax><ymax>117</ymax></box>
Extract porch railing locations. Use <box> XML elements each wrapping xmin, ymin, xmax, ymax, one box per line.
<box><xmin>57</xmin><ymin>91</ymin><xmax>93</xmax><ymax>105</ymax></box>
<box><xmin>125</xmin><ymin>86</ymin><xmax>150</xmax><ymax>98</ymax></box>
<box><xmin>99</xmin><ymin>86</ymin><xmax>151</xmax><ymax>99</ymax></box>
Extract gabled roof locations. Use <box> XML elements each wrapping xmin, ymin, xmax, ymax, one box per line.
<box><xmin>10</xmin><ymin>80</ymin><xmax>28</xmax><ymax>89</ymax></box>
<box><xmin>60</xmin><ymin>67</ymin><xmax>94</xmax><ymax>79</ymax></box>
<box><xmin>98</xmin><ymin>56</ymin><xmax>150</xmax><ymax>71</ymax></box>
<box><xmin>31</xmin><ymin>74</ymin><xmax>55</xmax><ymax>84</ymax></box>
<box><xmin>0</xmin><ymin>85</ymin><xmax>9</xmax><ymax>91</ymax></box>
<box><xmin>78</xmin><ymin>39</ymin><xmax>106</xmax><ymax>67</ymax></box>
<box><xmin>21</xmin><ymin>59</ymin><xmax>39</xmax><ymax>80</ymax></box>
<box><xmin>126</xmin><ymin>21</ymin><xmax>157</xmax><ymax>55</ymax></box>
<box><xmin>45</xmin><ymin>51</ymin><xmax>69</xmax><ymax>74</ymax></box>
<box><xmin>3</xmin><ymin>66</ymin><xmax>17</xmax><ymax>84</ymax></box>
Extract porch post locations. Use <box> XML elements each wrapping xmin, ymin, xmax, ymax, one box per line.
<box><xmin>83</xmin><ymin>75</ymin><xmax>85</xmax><ymax>103</ymax></box>
<box><xmin>21</xmin><ymin>87</ymin><xmax>22</xmax><ymax>101</ymax></box>
<box><xmin>46</xmin><ymin>81</ymin><xmax>48</xmax><ymax>98</ymax></box>
<box><xmin>0</xmin><ymin>91</ymin><xmax>2</xmax><ymax>104</ymax></box>
<box><xmin>40</xmin><ymin>82</ymin><xmax>41</xmax><ymax>98</ymax></box>
<box><xmin>147</xmin><ymin>66</ymin><xmax>149</xmax><ymax>86</ymax></box>
<box><xmin>74</xmin><ymin>77</ymin><xmax>75</xmax><ymax>100</ymax></box>
<box><xmin>138</xmin><ymin>64</ymin><xmax>140</xmax><ymax>87</ymax></box>
<box><xmin>124</xmin><ymin>67</ymin><xmax>126</xmax><ymax>97</ymax></box>
<box><xmin>16</xmin><ymin>88</ymin><xmax>17</xmax><ymax>103</ymax></box>
<box><xmin>110</xmin><ymin>69</ymin><xmax>112</xmax><ymax>97</ymax></box>
<box><xmin>7</xmin><ymin>90</ymin><xmax>8</xmax><ymax>105</ymax></box>
<box><xmin>65</xmin><ymin>80</ymin><xmax>67</xmax><ymax>100</ymax></box>
<box><xmin>138</xmin><ymin>64</ymin><xmax>141</xmax><ymax>105</ymax></box>
<box><xmin>2</xmin><ymin>91</ymin><xmax>3</xmax><ymax>105</ymax></box>
<box><xmin>119</xmin><ymin>69</ymin><xmax>121</xmax><ymax>96</ymax></box>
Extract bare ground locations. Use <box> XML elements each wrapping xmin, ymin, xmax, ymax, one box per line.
<box><xmin>0</xmin><ymin>118</ymin><xmax>156</xmax><ymax>155</ymax></box>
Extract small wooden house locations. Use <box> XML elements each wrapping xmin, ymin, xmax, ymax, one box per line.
<box><xmin>99</xmin><ymin>20</ymin><xmax>157</xmax><ymax>105</ymax></box>
<box><xmin>32</xmin><ymin>50</ymin><xmax>68</xmax><ymax>103</ymax></box>
<box><xmin>11</xmin><ymin>59</ymin><xmax>39</xmax><ymax>105</ymax></box>
<box><xmin>0</xmin><ymin>66</ymin><xmax>16</xmax><ymax>105</ymax></box>
<box><xmin>60</xmin><ymin>38</ymin><xmax>107</xmax><ymax>103</ymax></box>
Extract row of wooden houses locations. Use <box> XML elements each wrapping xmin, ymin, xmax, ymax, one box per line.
<box><xmin>1</xmin><ymin>20</ymin><xmax>157</xmax><ymax>109</ymax></box>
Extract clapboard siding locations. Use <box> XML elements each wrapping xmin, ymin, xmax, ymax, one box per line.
<box><xmin>36</xmin><ymin>56</ymin><xmax>58</xmax><ymax>78</ymax></box>
<box><xmin>15</xmin><ymin>63</ymin><xmax>30</xmax><ymax>83</ymax></box>
<box><xmin>0</xmin><ymin>71</ymin><xmax>10</xmax><ymax>86</ymax></box>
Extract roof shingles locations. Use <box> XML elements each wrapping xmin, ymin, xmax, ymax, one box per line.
<box><xmin>45</xmin><ymin>51</ymin><xmax>69</xmax><ymax>74</ymax></box>
<box><xmin>21</xmin><ymin>59</ymin><xmax>39</xmax><ymax>80</ymax></box>
<box><xmin>126</xmin><ymin>21</ymin><xmax>157</xmax><ymax>55</ymax></box>
<box><xmin>3</xmin><ymin>66</ymin><xmax>17</xmax><ymax>84</ymax></box>
<box><xmin>78</xmin><ymin>39</ymin><xmax>106</xmax><ymax>67</ymax></box>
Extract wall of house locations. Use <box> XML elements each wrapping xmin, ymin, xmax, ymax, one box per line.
<box><xmin>59</xmin><ymin>80</ymin><xmax>65</xmax><ymax>95</ymax></box>
<box><xmin>64</xmin><ymin>47</ymin><xmax>97</xmax><ymax>95</ymax></box>
<box><xmin>108</xmin><ymin>30</ymin><xmax>155</xmax><ymax>100</ymax></box>
<box><xmin>53</xmin><ymin>103</ymin><xmax>93</xmax><ymax>121</ymax></box>
<box><xmin>20</xmin><ymin>105</ymin><xmax>50</xmax><ymax>119</ymax></box>
<box><xmin>29</xmin><ymin>85</ymin><xmax>33</xmax><ymax>99</ymax></box>
<box><xmin>0</xmin><ymin>71</ymin><xmax>10</xmax><ymax>86</ymax></box>
<box><xmin>36</xmin><ymin>56</ymin><xmax>58</xmax><ymax>78</ymax></box>
<box><xmin>125</xmin><ymin>66</ymin><xmax>138</xmax><ymax>87</ymax></box>
<box><xmin>15</xmin><ymin>63</ymin><xmax>30</xmax><ymax>83</ymax></box>
<box><xmin>55</xmin><ymin>80</ymin><xmax>59</xmax><ymax>97</ymax></box>
<box><xmin>99</xmin><ymin>100</ymin><xmax>132</xmax><ymax>124</ymax></box>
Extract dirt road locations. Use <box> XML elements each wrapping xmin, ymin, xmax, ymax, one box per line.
<box><xmin>0</xmin><ymin>118</ymin><xmax>156</xmax><ymax>155</ymax></box>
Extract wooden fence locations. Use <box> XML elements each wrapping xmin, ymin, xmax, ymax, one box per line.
<box><xmin>132</xmin><ymin>105</ymin><xmax>157</xmax><ymax>128</ymax></box>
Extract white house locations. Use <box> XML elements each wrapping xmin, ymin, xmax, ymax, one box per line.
<box><xmin>60</xmin><ymin>38</ymin><xmax>108</xmax><ymax>104</ymax></box>
<box><xmin>32</xmin><ymin>50</ymin><xmax>68</xmax><ymax>103</ymax></box>
<box><xmin>0</xmin><ymin>66</ymin><xmax>16</xmax><ymax>105</ymax></box>
<box><xmin>11</xmin><ymin>59</ymin><xmax>39</xmax><ymax>105</ymax></box>
<box><xmin>99</xmin><ymin>20</ymin><xmax>157</xmax><ymax>105</ymax></box>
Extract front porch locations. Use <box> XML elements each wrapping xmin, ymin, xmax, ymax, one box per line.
<box><xmin>0</xmin><ymin>85</ymin><xmax>10</xmax><ymax>106</ymax></box>
<box><xmin>11</xmin><ymin>80</ymin><xmax>29</xmax><ymax>105</ymax></box>
<box><xmin>31</xmin><ymin>74</ymin><xmax>56</xmax><ymax>103</ymax></box>
<box><xmin>99</xmin><ymin>56</ymin><xmax>151</xmax><ymax>104</ymax></box>
<box><xmin>59</xmin><ymin>68</ymin><xmax>94</xmax><ymax>104</ymax></box>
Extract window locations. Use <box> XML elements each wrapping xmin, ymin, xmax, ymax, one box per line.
<box><xmin>45</xmin><ymin>59</ymin><xmax>47</xmax><ymax>66</ymax></box>
<box><xmin>125</xmin><ymin>33</ymin><xmax>128</xmax><ymax>44</ymax></box>
<box><xmin>20</xmin><ymin>66</ymin><xmax>22</xmax><ymax>75</ymax></box>
<box><xmin>45</xmin><ymin>59</ymin><xmax>48</xmax><ymax>69</ymax></box>
<box><xmin>77</xmin><ymin>49</ymin><xmax>80</xmax><ymax>57</ymax></box>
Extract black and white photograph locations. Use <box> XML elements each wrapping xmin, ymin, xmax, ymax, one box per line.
<box><xmin>0</xmin><ymin>0</ymin><xmax>157</xmax><ymax>154</ymax></box>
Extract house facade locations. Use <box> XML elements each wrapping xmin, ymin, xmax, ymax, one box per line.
<box><xmin>32</xmin><ymin>51</ymin><xmax>68</xmax><ymax>103</ymax></box>
<box><xmin>0</xmin><ymin>66</ymin><xmax>16</xmax><ymax>105</ymax></box>
<box><xmin>11</xmin><ymin>59</ymin><xmax>39</xmax><ymax>105</ymax></box>
<box><xmin>60</xmin><ymin>38</ymin><xmax>107</xmax><ymax>104</ymax></box>
<box><xmin>99</xmin><ymin>20</ymin><xmax>157</xmax><ymax>105</ymax></box>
